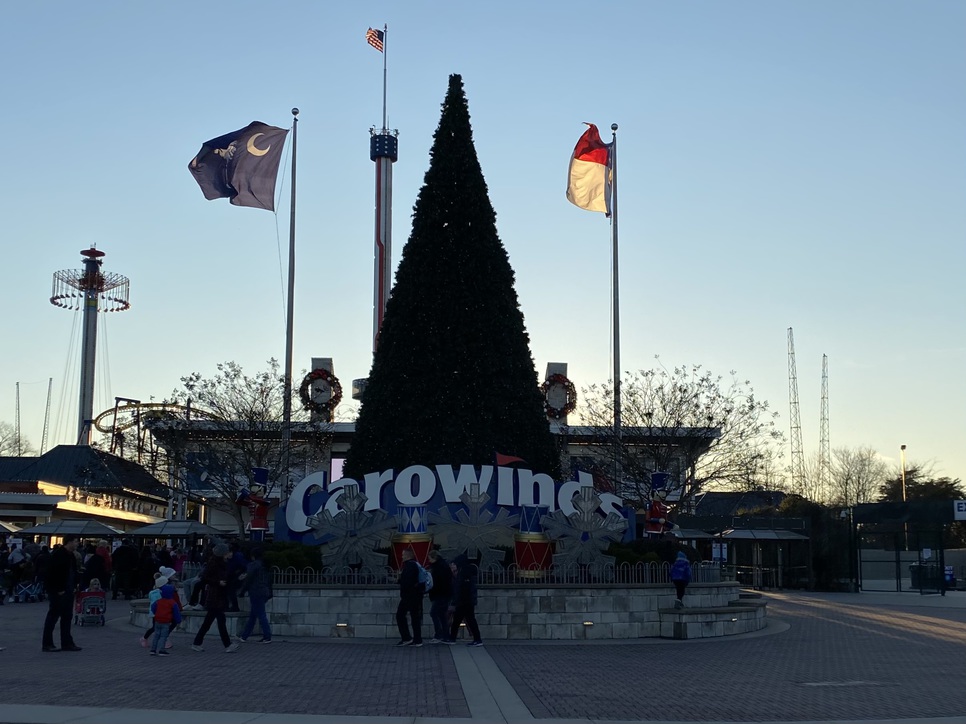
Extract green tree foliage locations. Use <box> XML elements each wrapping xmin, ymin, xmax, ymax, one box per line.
<box><xmin>878</xmin><ymin>466</ymin><xmax>965</xmax><ymax>502</ymax></box>
<box><xmin>344</xmin><ymin>75</ymin><xmax>560</xmax><ymax>479</ymax></box>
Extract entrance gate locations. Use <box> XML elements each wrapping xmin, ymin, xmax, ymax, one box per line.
<box><xmin>858</xmin><ymin>530</ymin><xmax>945</xmax><ymax>594</ymax></box>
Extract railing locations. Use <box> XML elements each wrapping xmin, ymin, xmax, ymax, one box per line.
<box><xmin>271</xmin><ymin>560</ymin><xmax>725</xmax><ymax>587</ymax></box>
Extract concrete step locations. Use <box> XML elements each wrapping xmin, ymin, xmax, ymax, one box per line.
<box><xmin>659</xmin><ymin>603</ymin><xmax>767</xmax><ymax>640</ymax></box>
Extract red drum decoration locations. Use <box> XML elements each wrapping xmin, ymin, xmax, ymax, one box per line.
<box><xmin>514</xmin><ymin>533</ymin><xmax>554</xmax><ymax>578</ymax></box>
<box><xmin>515</xmin><ymin>506</ymin><xmax>553</xmax><ymax>577</ymax></box>
<box><xmin>390</xmin><ymin>533</ymin><xmax>433</xmax><ymax>571</ymax></box>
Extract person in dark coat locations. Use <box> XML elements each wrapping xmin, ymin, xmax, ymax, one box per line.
<box><xmin>111</xmin><ymin>539</ymin><xmax>138</xmax><ymax>600</ymax></box>
<box><xmin>41</xmin><ymin>536</ymin><xmax>82</xmax><ymax>652</ymax></box>
<box><xmin>82</xmin><ymin>545</ymin><xmax>108</xmax><ymax>590</ymax></box>
<box><xmin>426</xmin><ymin>550</ymin><xmax>453</xmax><ymax>643</ymax></box>
<box><xmin>191</xmin><ymin>545</ymin><xmax>238</xmax><ymax>653</ymax></box>
<box><xmin>237</xmin><ymin>547</ymin><xmax>272</xmax><ymax>643</ymax></box>
<box><xmin>33</xmin><ymin>546</ymin><xmax>51</xmax><ymax>600</ymax></box>
<box><xmin>137</xmin><ymin>546</ymin><xmax>159</xmax><ymax>597</ymax></box>
<box><xmin>448</xmin><ymin>555</ymin><xmax>482</xmax><ymax>646</ymax></box>
<box><xmin>225</xmin><ymin>542</ymin><xmax>247</xmax><ymax>612</ymax></box>
<box><xmin>394</xmin><ymin>549</ymin><xmax>423</xmax><ymax>647</ymax></box>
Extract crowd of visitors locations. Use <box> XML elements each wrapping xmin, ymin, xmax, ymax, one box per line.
<box><xmin>3</xmin><ymin>534</ymin><xmax>491</xmax><ymax>654</ymax></box>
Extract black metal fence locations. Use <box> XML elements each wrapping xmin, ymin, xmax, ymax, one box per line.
<box><xmin>271</xmin><ymin>561</ymin><xmax>728</xmax><ymax>587</ymax></box>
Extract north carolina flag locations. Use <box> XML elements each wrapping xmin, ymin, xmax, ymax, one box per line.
<box><xmin>566</xmin><ymin>123</ymin><xmax>612</xmax><ymax>215</ymax></box>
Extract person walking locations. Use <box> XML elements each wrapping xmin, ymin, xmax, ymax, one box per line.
<box><xmin>449</xmin><ymin>555</ymin><xmax>482</xmax><ymax>647</ymax></box>
<box><xmin>237</xmin><ymin>548</ymin><xmax>272</xmax><ymax>643</ymax></box>
<box><xmin>7</xmin><ymin>544</ymin><xmax>27</xmax><ymax>602</ymax></box>
<box><xmin>190</xmin><ymin>545</ymin><xmax>239</xmax><ymax>653</ymax></box>
<box><xmin>111</xmin><ymin>539</ymin><xmax>138</xmax><ymax>600</ymax></box>
<box><xmin>426</xmin><ymin>550</ymin><xmax>453</xmax><ymax>644</ymax></box>
<box><xmin>225</xmin><ymin>542</ymin><xmax>247</xmax><ymax>612</ymax></box>
<box><xmin>149</xmin><ymin>582</ymin><xmax>182</xmax><ymax>656</ymax></box>
<box><xmin>670</xmin><ymin>551</ymin><xmax>692</xmax><ymax>609</ymax></box>
<box><xmin>394</xmin><ymin>549</ymin><xmax>423</xmax><ymax>647</ymax></box>
<box><xmin>41</xmin><ymin>536</ymin><xmax>82</xmax><ymax>652</ymax></box>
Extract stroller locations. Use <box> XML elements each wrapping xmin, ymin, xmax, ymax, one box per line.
<box><xmin>14</xmin><ymin>578</ymin><xmax>43</xmax><ymax>603</ymax></box>
<box><xmin>12</xmin><ymin>561</ymin><xmax>43</xmax><ymax>603</ymax></box>
<box><xmin>74</xmin><ymin>590</ymin><xmax>107</xmax><ymax>626</ymax></box>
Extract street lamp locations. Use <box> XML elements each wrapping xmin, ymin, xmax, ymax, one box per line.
<box><xmin>900</xmin><ymin>444</ymin><xmax>907</xmax><ymax>502</ymax></box>
<box><xmin>900</xmin><ymin>444</ymin><xmax>908</xmax><ymax>553</ymax></box>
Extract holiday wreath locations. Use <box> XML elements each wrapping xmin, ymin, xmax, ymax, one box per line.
<box><xmin>298</xmin><ymin>368</ymin><xmax>343</xmax><ymax>416</ymax></box>
<box><xmin>541</xmin><ymin>373</ymin><xmax>577</xmax><ymax>419</ymax></box>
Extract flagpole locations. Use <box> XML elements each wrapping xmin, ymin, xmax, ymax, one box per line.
<box><xmin>610</xmin><ymin>123</ymin><xmax>622</xmax><ymax>488</ymax></box>
<box><xmin>282</xmin><ymin>107</ymin><xmax>299</xmax><ymax>501</ymax></box>
<box><xmin>382</xmin><ymin>24</ymin><xmax>388</xmax><ymax>129</ymax></box>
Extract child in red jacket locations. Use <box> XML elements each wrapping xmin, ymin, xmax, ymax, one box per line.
<box><xmin>149</xmin><ymin>584</ymin><xmax>182</xmax><ymax>656</ymax></box>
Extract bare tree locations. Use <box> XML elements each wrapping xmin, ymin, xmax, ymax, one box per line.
<box><xmin>144</xmin><ymin>360</ymin><xmax>331</xmax><ymax>534</ymax></box>
<box><xmin>580</xmin><ymin>364</ymin><xmax>786</xmax><ymax>509</ymax></box>
<box><xmin>0</xmin><ymin>421</ymin><xmax>37</xmax><ymax>457</ymax></box>
<box><xmin>830</xmin><ymin>446</ymin><xmax>888</xmax><ymax>507</ymax></box>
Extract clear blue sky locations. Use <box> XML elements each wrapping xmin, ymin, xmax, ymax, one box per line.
<box><xmin>1</xmin><ymin>1</ymin><xmax>963</xmax><ymax>484</ymax></box>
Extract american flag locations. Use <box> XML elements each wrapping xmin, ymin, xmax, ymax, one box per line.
<box><xmin>366</xmin><ymin>27</ymin><xmax>384</xmax><ymax>52</ymax></box>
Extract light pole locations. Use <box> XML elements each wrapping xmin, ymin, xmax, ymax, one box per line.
<box><xmin>900</xmin><ymin>444</ymin><xmax>907</xmax><ymax>502</ymax></box>
<box><xmin>900</xmin><ymin>444</ymin><xmax>908</xmax><ymax>553</ymax></box>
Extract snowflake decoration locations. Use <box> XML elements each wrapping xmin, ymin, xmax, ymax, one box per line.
<box><xmin>428</xmin><ymin>483</ymin><xmax>519</xmax><ymax>569</ymax></box>
<box><xmin>541</xmin><ymin>486</ymin><xmax>628</xmax><ymax>571</ymax></box>
<box><xmin>307</xmin><ymin>483</ymin><xmax>397</xmax><ymax>569</ymax></box>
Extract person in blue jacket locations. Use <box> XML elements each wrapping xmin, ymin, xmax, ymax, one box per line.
<box><xmin>670</xmin><ymin>551</ymin><xmax>692</xmax><ymax>609</ymax></box>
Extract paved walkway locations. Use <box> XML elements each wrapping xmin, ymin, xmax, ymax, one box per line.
<box><xmin>1</xmin><ymin>590</ymin><xmax>964</xmax><ymax>724</ymax></box>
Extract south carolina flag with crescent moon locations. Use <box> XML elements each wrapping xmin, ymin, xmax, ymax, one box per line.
<box><xmin>566</xmin><ymin>123</ymin><xmax>612</xmax><ymax>215</ymax></box>
<box><xmin>189</xmin><ymin>121</ymin><xmax>289</xmax><ymax>211</ymax></box>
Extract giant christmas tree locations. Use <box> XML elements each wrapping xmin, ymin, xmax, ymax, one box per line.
<box><xmin>344</xmin><ymin>74</ymin><xmax>561</xmax><ymax>479</ymax></box>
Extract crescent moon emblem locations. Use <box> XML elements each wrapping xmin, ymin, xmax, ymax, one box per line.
<box><xmin>247</xmin><ymin>133</ymin><xmax>271</xmax><ymax>157</ymax></box>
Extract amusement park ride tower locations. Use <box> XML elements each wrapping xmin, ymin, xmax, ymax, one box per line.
<box><xmin>50</xmin><ymin>247</ymin><xmax>130</xmax><ymax>446</ymax></box>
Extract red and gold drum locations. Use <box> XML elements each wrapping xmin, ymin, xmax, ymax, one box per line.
<box><xmin>391</xmin><ymin>505</ymin><xmax>433</xmax><ymax>570</ymax></box>
<box><xmin>514</xmin><ymin>505</ymin><xmax>553</xmax><ymax>578</ymax></box>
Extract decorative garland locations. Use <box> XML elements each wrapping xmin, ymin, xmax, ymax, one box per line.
<box><xmin>298</xmin><ymin>368</ymin><xmax>343</xmax><ymax>416</ymax></box>
<box><xmin>541</xmin><ymin>373</ymin><xmax>577</xmax><ymax>419</ymax></box>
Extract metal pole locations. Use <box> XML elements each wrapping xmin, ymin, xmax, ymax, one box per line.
<box><xmin>78</xmin><ymin>249</ymin><xmax>104</xmax><ymax>446</ymax></box>
<box><xmin>382</xmin><ymin>24</ymin><xmax>388</xmax><ymax>130</ymax></box>
<box><xmin>900</xmin><ymin>443</ymin><xmax>908</xmax><ymax>551</ymax></box>
<box><xmin>610</xmin><ymin>123</ymin><xmax>621</xmax><ymax>486</ymax></box>
<box><xmin>281</xmin><ymin>108</ymin><xmax>298</xmax><ymax>501</ymax></box>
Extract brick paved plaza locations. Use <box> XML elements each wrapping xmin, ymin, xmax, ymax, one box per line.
<box><xmin>0</xmin><ymin>590</ymin><xmax>964</xmax><ymax>724</ymax></box>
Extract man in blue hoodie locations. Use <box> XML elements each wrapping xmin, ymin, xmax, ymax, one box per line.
<box><xmin>671</xmin><ymin>551</ymin><xmax>692</xmax><ymax>609</ymax></box>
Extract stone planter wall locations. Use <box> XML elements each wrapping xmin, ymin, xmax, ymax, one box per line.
<box><xmin>130</xmin><ymin>582</ymin><xmax>763</xmax><ymax>640</ymax></box>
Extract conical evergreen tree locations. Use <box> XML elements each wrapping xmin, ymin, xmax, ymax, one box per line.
<box><xmin>344</xmin><ymin>74</ymin><xmax>561</xmax><ymax>479</ymax></box>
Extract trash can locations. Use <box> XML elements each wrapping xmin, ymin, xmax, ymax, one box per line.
<box><xmin>910</xmin><ymin>563</ymin><xmax>942</xmax><ymax>590</ymax></box>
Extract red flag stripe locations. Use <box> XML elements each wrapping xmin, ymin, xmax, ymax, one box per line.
<box><xmin>572</xmin><ymin>124</ymin><xmax>609</xmax><ymax>166</ymax></box>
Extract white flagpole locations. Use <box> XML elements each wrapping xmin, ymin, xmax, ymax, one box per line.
<box><xmin>282</xmin><ymin>107</ymin><xmax>298</xmax><ymax>501</ymax></box>
<box><xmin>610</xmin><ymin>123</ymin><xmax>621</xmax><ymax>486</ymax></box>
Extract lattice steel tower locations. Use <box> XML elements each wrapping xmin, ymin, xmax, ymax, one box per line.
<box><xmin>787</xmin><ymin>328</ymin><xmax>806</xmax><ymax>494</ymax></box>
<box><xmin>50</xmin><ymin>247</ymin><xmax>130</xmax><ymax>446</ymax></box>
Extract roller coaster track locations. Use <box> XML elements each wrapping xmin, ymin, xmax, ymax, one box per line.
<box><xmin>93</xmin><ymin>402</ymin><xmax>220</xmax><ymax>434</ymax></box>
